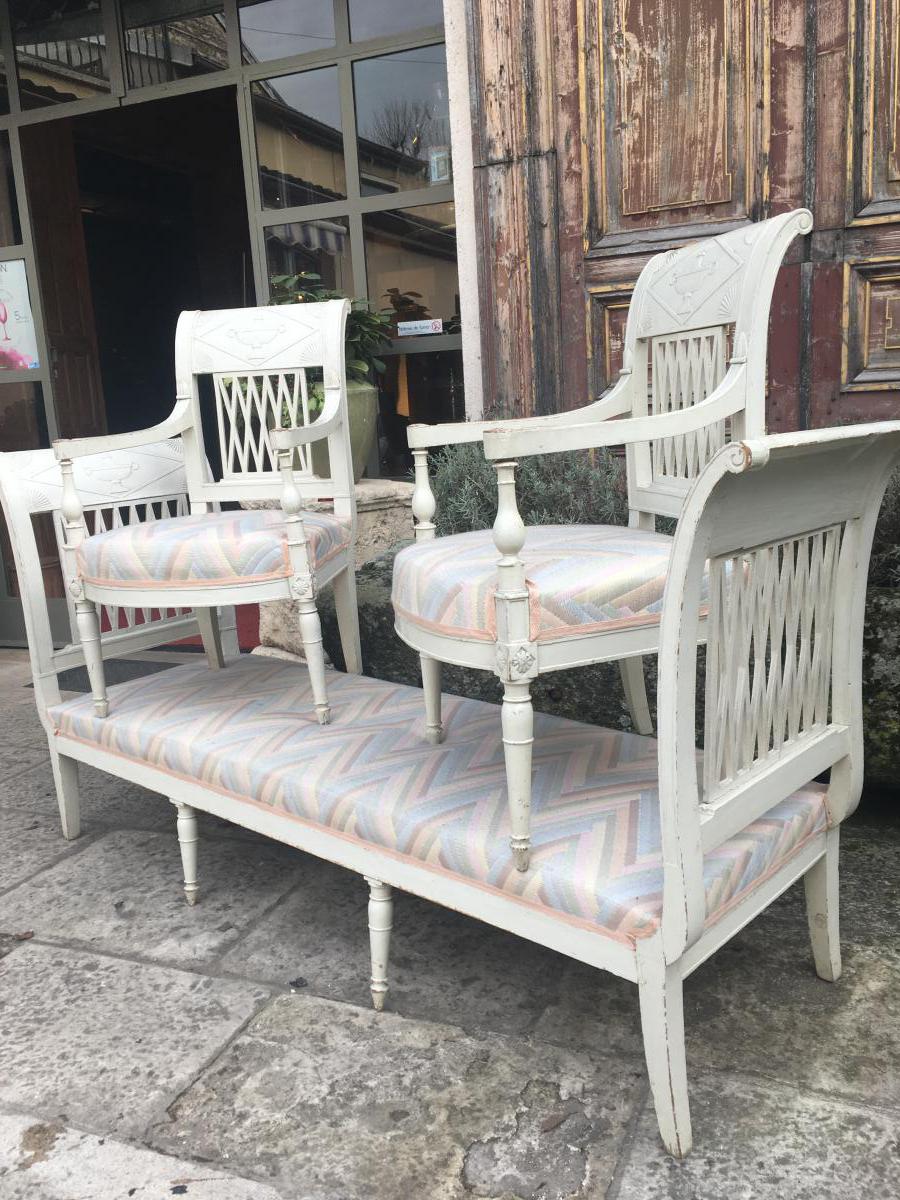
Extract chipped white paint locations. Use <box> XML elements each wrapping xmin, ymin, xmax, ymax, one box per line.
<box><xmin>3</xmin><ymin>335</ymin><xmax>896</xmax><ymax>1159</ymax></box>
<box><xmin>399</xmin><ymin>210</ymin><xmax>814</xmax><ymax>868</ymax></box>
<box><xmin>52</xmin><ymin>301</ymin><xmax>362</xmax><ymax>725</ymax></box>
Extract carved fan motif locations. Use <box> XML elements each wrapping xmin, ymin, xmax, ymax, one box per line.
<box><xmin>193</xmin><ymin>309</ymin><xmax>322</xmax><ymax>371</ymax></box>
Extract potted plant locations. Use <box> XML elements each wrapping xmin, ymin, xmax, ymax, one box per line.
<box><xmin>270</xmin><ymin>272</ymin><xmax>391</xmax><ymax>481</ymax></box>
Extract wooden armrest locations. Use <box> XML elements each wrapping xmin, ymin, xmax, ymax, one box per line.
<box><xmin>271</xmin><ymin>391</ymin><xmax>342</xmax><ymax>452</ymax></box>
<box><xmin>406</xmin><ymin>375</ymin><xmax>634</xmax><ymax>451</ymax></box>
<box><xmin>54</xmin><ymin>400</ymin><xmax>192</xmax><ymax>461</ymax></box>
<box><xmin>482</xmin><ymin>367</ymin><xmax>747</xmax><ymax>460</ymax></box>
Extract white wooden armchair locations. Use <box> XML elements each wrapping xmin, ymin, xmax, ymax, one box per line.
<box><xmin>380</xmin><ymin>421</ymin><xmax>900</xmax><ymax>1156</ymax></box>
<box><xmin>392</xmin><ymin>209</ymin><xmax>813</xmax><ymax>869</ymax></box>
<box><xmin>53</xmin><ymin>300</ymin><xmax>362</xmax><ymax>725</ymax></box>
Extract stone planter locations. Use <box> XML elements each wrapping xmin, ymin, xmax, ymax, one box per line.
<box><xmin>253</xmin><ymin>482</ymin><xmax>414</xmax><ymax>657</ymax></box>
<box><xmin>311</xmin><ymin>380</ymin><xmax>378</xmax><ymax>483</ymax></box>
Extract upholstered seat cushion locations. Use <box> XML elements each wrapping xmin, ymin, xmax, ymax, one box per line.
<box><xmin>391</xmin><ymin>524</ymin><xmax>684</xmax><ymax>642</ymax></box>
<box><xmin>49</xmin><ymin>657</ymin><xmax>826</xmax><ymax>945</ymax></box>
<box><xmin>77</xmin><ymin>508</ymin><xmax>350</xmax><ymax>589</ymax></box>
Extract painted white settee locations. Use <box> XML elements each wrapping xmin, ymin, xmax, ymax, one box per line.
<box><xmin>1</xmin><ymin>421</ymin><xmax>897</xmax><ymax>1159</ymax></box>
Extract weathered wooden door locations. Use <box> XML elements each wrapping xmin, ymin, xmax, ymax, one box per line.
<box><xmin>20</xmin><ymin>121</ymin><xmax>106</xmax><ymax>440</ymax></box>
<box><xmin>467</xmin><ymin>0</ymin><xmax>900</xmax><ymax>432</ymax></box>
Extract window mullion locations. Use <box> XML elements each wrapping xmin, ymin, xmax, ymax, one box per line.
<box><xmin>102</xmin><ymin>0</ymin><xmax>126</xmax><ymax>97</ymax></box>
<box><xmin>0</xmin><ymin>2</ymin><xmax>21</xmax><ymax>114</ymax></box>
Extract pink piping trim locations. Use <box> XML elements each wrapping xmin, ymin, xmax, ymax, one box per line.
<box><xmin>52</xmin><ymin>725</ymin><xmax>826</xmax><ymax>948</ymax></box>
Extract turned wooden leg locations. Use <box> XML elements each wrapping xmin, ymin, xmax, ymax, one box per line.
<box><xmin>637</xmin><ymin>940</ymin><xmax>692</xmax><ymax>1159</ymax></box>
<box><xmin>75</xmin><ymin>598</ymin><xmax>108</xmax><ymax>718</ymax></box>
<box><xmin>420</xmin><ymin>654</ymin><xmax>444</xmax><ymax>745</ymax></box>
<box><xmin>365</xmin><ymin>877</ymin><xmax>393</xmax><ymax>1012</ymax></box>
<box><xmin>619</xmin><ymin>655</ymin><xmax>653</xmax><ymax>735</ymax></box>
<box><xmin>501</xmin><ymin>681</ymin><xmax>534</xmax><ymax>872</ymax></box>
<box><xmin>298</xmin><ymin>597</ymin><xmax>331</xmax><ymax>724</ymax></box>
<box><xmin>804</xmin><ymin>827</ymin><xmax>841</xmax><ymax>982</ymax></box>
<box><xmin>332</xmin><ymin>566</ymin><xmax>363</xmax><ymax>675</ymax></box>
<box><xmin>175</xmin><ymin>802</ymin><xmax>199</xmax><ymax>906</ymax></box>
<box><xmin>50</xmin><ymin>746</ymin><xmax>80</xmax><ymax>841</ymax></box>
<box><xmin>195</xmin><ymin>607</ymin><xmax>225</xmax><ymax>669</ymax></box>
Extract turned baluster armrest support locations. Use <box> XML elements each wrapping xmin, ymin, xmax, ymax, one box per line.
<box><xmin>405</xmin><ymin>374</ymin><xmax>637</xmax><ymax>543</ymax></box>
<box><xmin>58</xmin><ymin>455</ymin><xmax>88</xmax><ymax>581</ymax></box>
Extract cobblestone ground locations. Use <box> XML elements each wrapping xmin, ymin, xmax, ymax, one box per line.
<box><xmin>1</xmin><ymin>648</ymin><xmax>898</xmax><ymax>1199</ymax></box>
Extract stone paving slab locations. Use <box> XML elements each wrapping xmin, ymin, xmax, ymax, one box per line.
<box><xmin>220</xmin><ymin>854</ymin><xmax>567</xmax><ymax>1034</ymax></box>
<box><xmin>0</xmin><ymin>1111</ymin><xmax>283</xmax><ymax>1200</ymax></box>
<box><xmin>0</xmin><ymin>942</ymin><xmax>269</xmax><ymax>1138</ymax></box>
<box><xmin>0</xmin><ymin>745</ymin><xmax>52</xmax><ymax>784</ymax></box>
<box><xmin>0</xmin><ymin>701</ymin><xmax>52</xmax><ymax>752</ymax></box>
<box><xmin>534</xmin><ymin>913</ymin><xmax>900</xmax><ymax>1111</ymax></box>
<box><xmin>768</xmin><ymin>822</ymin><xmax>900</xmax><ymax>944</ymax></box>
<box><xmin>0</xmin><ymin>828</ymin><xmax>303</xmax><ymax>969</ymax></box>
<box><xmin>3</xmin><ymin>757</ymin><xmax>264</xmax><ymax>839</ymax></box>
<box><xmin>0</xmin><ymin>808</ymin><xmax>86</xmax><ymax>897</ymax></box>
<box><xmin>615</xmin><ymin>1072</ymin><xmax>900</xmax><ymax>1200</ymax></box>
<box><xmin>150</xmin><ymin>993</ymin><xmax>646</xmax><ymax>1200</ymax></box>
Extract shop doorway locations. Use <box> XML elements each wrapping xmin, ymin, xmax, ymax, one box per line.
<box><xmin>20</xmin><ymin>86</ymin><xmax>252</xmax><ymax>440</ymax></box>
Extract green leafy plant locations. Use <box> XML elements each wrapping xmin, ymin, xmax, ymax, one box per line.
<box><xmin>270</xmin><ymin>272</ymin><xmax>391</xmax><ymax>383</ymax></box>
<box><xmin>428</xmin><ymin>440</ymin><xmax>628</xmax><ymax>537</ymax></box>
<box><xmin>871</xmin><ymin>467</ymin><xmax>900</xmax><ymax>587</ymax></box>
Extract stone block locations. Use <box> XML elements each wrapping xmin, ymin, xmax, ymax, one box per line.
<box><xmin>0</xmin><ymin>942</ymin><xmax>268</xmax><ymax>1137</ymax></box>
<box><xmin>150</xmin><ymin>993</ymin><xmax>644</xmax><ymax>1200</ymax></box>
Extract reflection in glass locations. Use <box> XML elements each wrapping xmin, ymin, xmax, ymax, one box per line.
<box><xmin>0</xmin><ymin>381</ymin><xmax>47</xmax><ymax>453</ymax></box>
<box><xmin>0</xmin><ymin>50</ymin><xmax>10</xmax><ymax>115</ymax></box>
<box><xmin>265</xmin><ymin>216</ymin><xmax>353</xmax><ymax>295</ymax></box>
<box><xmin>379</xmin><ymin>350</ymin><xmax>464</xmax><ymax>474</ymax></box>
<box><xmin>11</xmin><ymin>0</ymin><xmax>110</xmax><ymax>109</ymax></box>
<box><xmin>363</xmin><ymin>203</ymin><xmax>458</xmax><ymax>333</ymax></box>
<box><xmin>349</xmin><ymin>0</ymin><xmax>443</xmax><ymax>42</ymax></box>
<box><xmin>0</xmin><ymin>135</ymin><xmax>21</xmax><ymax>247</ymax></box>
<box><xmin>238</xmin><ymin>0</ymin><xmax>334</xmax><ymax>63</ymax></box>
<box><xmin>122</xmin><ymin>1</ymin><xmax>228</xmax><ymax>90</ymax></box>
<box><xmin>253</xmin><ymin>67</ymin><xmax>346</xmax><ymax>209</ymax></box>
<box><xmin>354</xmin><ymin>46</ymin><xmax>451</xmax><ymax>196</ymax></box>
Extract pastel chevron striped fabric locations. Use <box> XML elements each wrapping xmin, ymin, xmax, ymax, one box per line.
<box><xmin>77</xmin><ymin>508</ymin><xmax>350</xmax><ymax>589</ymax></box>
<box><xmin>391</xmin><ymin>525</ymin><xmax>684</xmax><ymax>642</ymax></box>
<box><xmin>49</xmin><ymin>657</ymin><xmax>826</xmax><ymax>945</ymax></box>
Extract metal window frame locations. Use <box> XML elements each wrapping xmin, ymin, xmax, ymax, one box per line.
<box><xmin>0</xmin><ymin>0</ymin><xmax>464</xmax><ymax>441</ymax></box>
<box><xmin>0</xmin><ymin>1</ymin><xmax>471</xmax><ymax>640</ymax></box>
<box><xmin>237</xmin><ymin>3</ymin><xmax>461</xmax><ymax>363</ymax></box>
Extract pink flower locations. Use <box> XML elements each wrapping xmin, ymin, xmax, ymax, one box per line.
<box><xmin>0</xmin><ymin>348</ymin><xmax>32</xmax><ymax>371</ymax></box>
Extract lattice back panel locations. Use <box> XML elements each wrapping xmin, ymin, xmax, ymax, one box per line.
<box><xmin>54</xmin><ymin>494</ymin><xmax>192</xmax><ymax>639</ymax></box>
<box><xmin>213</xmin><ymin>370</ymin><xmax>323</xmax><ymax>480</ymax></box>
<box><xmin>703</xmin><ymin>524</ymin><xmax>844</xmax><ymax>801</ymax></box>
<box><xmin>648</xmin><ymin>327</ymin><xmax>729</xmax><ymax>482</ymax></box>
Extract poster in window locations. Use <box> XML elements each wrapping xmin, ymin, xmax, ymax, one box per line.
<box><xmin>0</xmin><ymin>259</ymin><xmax>39</xmax><ymax>371</ymax></box>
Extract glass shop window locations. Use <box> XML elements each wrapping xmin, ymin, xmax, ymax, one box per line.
<box><xmin>252</xmin><ymin>66</ymin><xmax>346</xmax><ymax>209</ymax></box>
<box><xmin>0</xmin><ymin>135</ymin><xmax>22</xmax><ymax>247</ymax></box>
<box><xmin>121</xmin><ymin>1</ymin><xmax>229</xmax><ymax>90</ymax></box>
<box><xmin>238</xmin><ymin>0</ymin><xmax>335</xmax><ymax>63</ymax></box>
<box><xmin>264</xmin><ymin>216</ymin><xmax>353</xmax><ymax>294</ymax></box>
<box><xmin>348</xmin><ymin>0</ymin><xmax>443</xmax><ymax>42</ymax></box>
<box><xmin>11</xmin><ymin>0</ymin><xmax>111</xmax><ymax>108</ymax></box>
<box><xmin>353</xmin><ymin>45</ymin><xmax>452</xmax><ymax>197</ymax></box>
<box><xmin>363</xmin><ymin>202</ymin><xmax>459</xmax><ymax>332</ymax></box>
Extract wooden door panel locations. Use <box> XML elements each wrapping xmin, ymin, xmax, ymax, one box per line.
<box><xmin>851</xmin><ymin>0</ymin><xmax>900</xmax><ymax>220</ymax></box>
<box><xmin>585</xmin><ymin>0</ymin><xmax>767</xmax><ymax>250</ymax></box>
